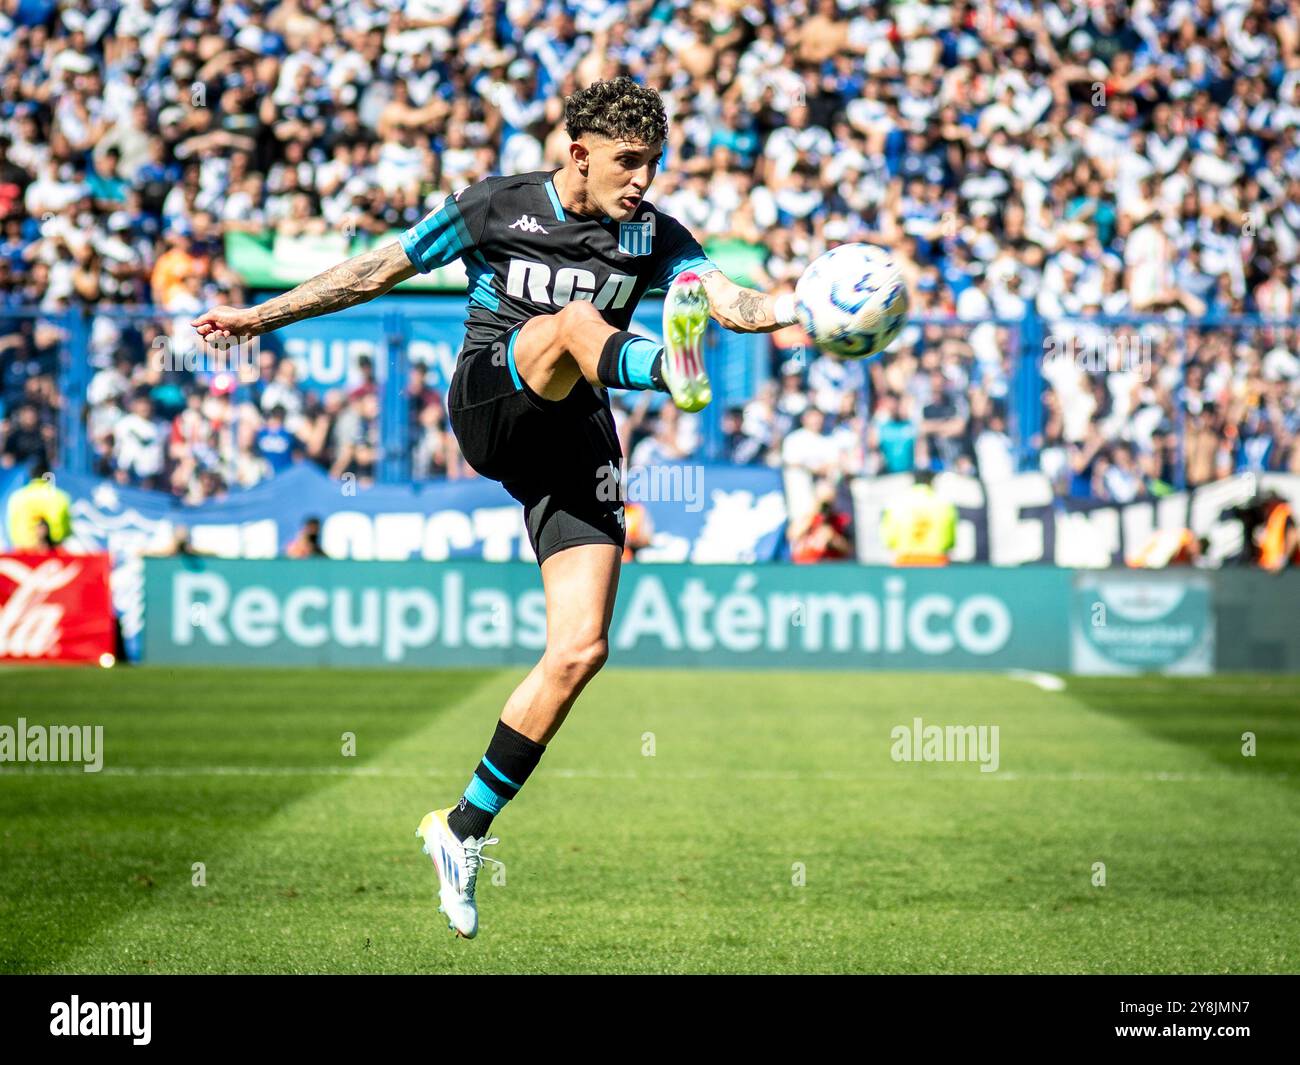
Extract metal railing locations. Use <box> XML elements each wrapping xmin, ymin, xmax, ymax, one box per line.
<box><xmin>3</xmin><ymin>302</ymin><xmax>1297</xmax><ymax>486</ymax></box>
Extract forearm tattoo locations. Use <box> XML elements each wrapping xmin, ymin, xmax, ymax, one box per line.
<box><xmin>731</xmin><ymin>288</ymin><xmax>768</xmax><ymax>325</ymax></box>
<box><xmin>698</xmin><ymin>268</ymin><xmax>778</xmax><ymax>332</ymax></box>
<box><xmin>254</xmin><ymin>242</ymin><xmax>412</xmax><ymax>331</ymax></box>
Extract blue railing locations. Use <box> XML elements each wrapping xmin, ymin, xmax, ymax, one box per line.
<box><xmin>4</xmin><ymin>302</ymin><xmax>1298</xmax><ymax>483</ymax></box>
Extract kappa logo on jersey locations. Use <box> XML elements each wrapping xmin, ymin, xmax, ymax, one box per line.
<box><xmin>618</xmin><ymin>212</ymin><xmax>655</xmax><ymax>256</ymax></box>
<box><xmin>506</xmin><ymin>258</ymin><xmax>636</xmax><ymax>309</ymax></box>
<box><xmin>508</xmin><ymin>214</ymin><xmax>549</xmax><ymax>234</ymax></box>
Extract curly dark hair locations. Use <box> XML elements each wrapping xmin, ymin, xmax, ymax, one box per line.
<box><xmin>563</xmin><ymin>76</ymin><xmax>668</xmax><ymax>147</ymax></box>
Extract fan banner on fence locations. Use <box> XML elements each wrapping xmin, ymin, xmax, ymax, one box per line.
<box><xmin>846</xmin><ymin>471</ymin><xmax>1300</xmax><ymax>568</ymax></box>
<box><xmin>0</xmin><ymin>552</ymin><xmax>115</xmax><ymax>664</ymax></box>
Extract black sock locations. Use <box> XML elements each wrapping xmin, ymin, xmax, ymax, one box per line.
<box><xmin>446</xmin><ymin>720</ymin><xmax>547</xmax><ymax>842</ymax></box>
<box><xmin>596</xmin><ymin>330</ymin><xmax>667</xmax><ymax>391</ymax></box>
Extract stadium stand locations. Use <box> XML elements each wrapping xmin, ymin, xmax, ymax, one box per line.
<box><xmin>2</xmin><ymin>0</ymin><xmax>1299</xmax><ymax>507</ymax></box>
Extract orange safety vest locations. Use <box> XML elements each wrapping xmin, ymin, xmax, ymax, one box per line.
<box><xmin>622</xmin><ymin>504</ymin><xmax>648</xmax><ymax>562</ymax></box>
<box><xmin>1127</xmin><ymin>528</ymin><xmax>1197</xmax><ymax>568</ymax></box>
<box><xmin>1259</xmin><ymin>503</ymin><xmax>1297</xmax><ymax>570</ymax></box>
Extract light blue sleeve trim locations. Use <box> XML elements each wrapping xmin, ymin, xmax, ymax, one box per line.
<box><xmin>545</xmin><ymin>179</ymin><xmax>567</xmax><ymax>222</ymax></box>
<box><xmin>652</xmin><ymin>254</ymin><xmax>717</xmax><ymax>292</ymax></box>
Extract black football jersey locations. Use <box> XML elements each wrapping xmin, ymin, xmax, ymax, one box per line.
<box><xmin>398</xmin><ymin>169</ymin><xmax>715</xmax><ymax>357</ymax></box>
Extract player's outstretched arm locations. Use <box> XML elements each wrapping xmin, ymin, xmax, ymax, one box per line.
<box><xmin>696</xmin><ymin>268</ymin><xmax>798</xmax><ymax>334</ymax></box>
<box><xmin>192</xmin><ymin>241</ymin><xmax>418</xmax><ymax>339</ymax></box>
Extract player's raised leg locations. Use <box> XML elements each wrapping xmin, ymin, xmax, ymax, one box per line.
<box><xmin>510</xmin><ymin>284</ymin><xmax>711</xmax><ymax>412</ymax></box>
<box><xmin>417</xmin><ymin>542</ymin><xmax>621</xmax><ymax>938</ymax></box>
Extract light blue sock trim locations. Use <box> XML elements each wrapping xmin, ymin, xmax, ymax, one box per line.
<box><xmin>622</xmin><ymin>337</ymin><xmax>663</xmax><ymax>390</ymax></box>
<box><xmin>463</xmin><ymin>775</ymin><xmax>508</xmax><ymax>815</ymax></box>
<box><xmin>481</xmin><ymin>756</ymin><xmax>521</xmax><ymax>790</ymax></box>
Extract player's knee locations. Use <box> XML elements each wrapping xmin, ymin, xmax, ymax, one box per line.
<box><xmin>555</xmin><ymin>300</ymin><xmax>602</xmax><ymax>348</ymax></box>
<box><xmin>546</xmin><ymin>635</ymin><xmax>609</xmax><ymax>687</ymax></box>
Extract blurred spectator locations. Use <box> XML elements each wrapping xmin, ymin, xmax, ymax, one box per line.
<box><xmin>870</xmin><ymin>392</ymin><xmax>917</xmax><ymax>475</ymax></box>
<box><xmin>782</xmin><ymin>406</ymin><xmax>840</xmax><ymax>478</ymax></box>
<box><xmin>286</xmin><ymin>515</ymin><xmax>328</xmax><ymax>559</ymax></box>
<box><xmin>1243</xmin><ymin>490</ymin><xmax>1300</xmax><ymax>572</ymax></box>
<box><xmin>880</xmin><ymin>470</ymin><xmax>957</xmax><ymax>567</ymax></box>
<box><xmin>1127</xmin><ymin>527</ymin><xmax>1205</xmax><ymax>568</ymax></box>
<box><xmin>329</xmin><ymin>391</ymin><xmax>380</xmax><ymax>484</ymax></box>
<box><xmin>111</xmin><ymin>391</ymin><xmax>165</xmax><ymax>489</ymax></box>
<box><xmin>5</xmin><ymin>460</ymin><xmax>71</xmax><ymax>549</ymax></box>
<box><xmin>29</xmin><ymin>518</ymin><xmax>55</xmax><ymax>552</ymax></box>
<box><xmin>720</xmin><ymin>405</ymin><xmax>763</xmax><ymax>465</ymax></box>
<box><xmin>256</xmin><ymin>405</ymin><xmax>299</xmax><ymax>475</ymax></box>
<box><xmin>622</xmin><ymin>500</ymin><xmax>653</xmax><ymax>562</ymax></box>
<box><xmin>1</xmin><ymin>402</ymin><xmax>48</xmax><ymax>467</ymax></box>
<box><xmin>790</xmin><ymin>478</ymin><xmax>853</xmax><ymax>564</ymax></box>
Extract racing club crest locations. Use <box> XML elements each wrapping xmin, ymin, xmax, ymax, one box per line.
<box><xmin>618</xmin><ymin>213</ymin><xmax>655</xmax><ymax>256</ymax></box>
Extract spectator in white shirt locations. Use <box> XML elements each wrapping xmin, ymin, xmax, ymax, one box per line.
<box><xmin>782</xmin><ymin>407</ymin><xmax>840</xmax><ymax>478</ymax></box>
<box><xmin>113</xmin><ymin>392</ymin><xmax>165</xmax><ymax>486</ymax></box>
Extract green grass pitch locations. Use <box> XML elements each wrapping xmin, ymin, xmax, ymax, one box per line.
<box><xmin>1</xmin><ymin>666</ymin><xmax>1297</xmax><ymax>974</ymax></box>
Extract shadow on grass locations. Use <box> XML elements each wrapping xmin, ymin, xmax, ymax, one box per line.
<box><xmin>1065</xmin><ymin>674</ymin><xmax>1300</xmax><ymax>787</ymax></box>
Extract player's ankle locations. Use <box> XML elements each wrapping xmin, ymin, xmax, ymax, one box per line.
<box><xmin>446</xmin><ymin>720</ymin><xmax>547</xmax><ymax>841</ymax></box>
<box><xmin>447</xmin><ymin>799</ymin><xmax>495</xmax><ymax>842</ymax></box>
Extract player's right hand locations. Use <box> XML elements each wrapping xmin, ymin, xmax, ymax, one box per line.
<box><xmin>191</xmin><ymin>305</ymin><xmax>263</xmax><ymax>340</ymax></box>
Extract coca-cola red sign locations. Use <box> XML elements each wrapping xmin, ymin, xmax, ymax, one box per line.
<box><xmin>0</xmin><ymin>553</ymin><xmax>115</xmax><ymax>664</ymax></box>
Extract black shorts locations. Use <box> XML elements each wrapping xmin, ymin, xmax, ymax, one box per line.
<box><xmin>448</xmin><ymin>319</ymin><xmax>626</xmax><ymax>565</ymax></box>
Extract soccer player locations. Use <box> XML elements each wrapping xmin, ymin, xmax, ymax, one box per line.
<box><xmin>192</xmin><ymin>76</ymin><xmax>800</xmax><ymax>938</ymax></box>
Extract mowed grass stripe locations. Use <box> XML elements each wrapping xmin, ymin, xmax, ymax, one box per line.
<box><xmin>3</xmin><ymin>766</ymin><xmax>1293</xmax><ymax>782</ymax></box>
<box><xmin>3</xmin><ymin>669</ymin><xmax>1298</xmax><ymax>973</ymax></box>
<box><xmin>0</xmin><ymin>666</ymin><xmax>501</xmax><ymax>973</ymax></box>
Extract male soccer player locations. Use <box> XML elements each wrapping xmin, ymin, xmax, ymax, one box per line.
<box><xmin>193</xmin><ymin>76</ymin><xmax>800</xmax><ymax>938</ymax></box>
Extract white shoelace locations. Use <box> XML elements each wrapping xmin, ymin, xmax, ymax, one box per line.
<box><xmin>461</xmin><ymin>836</ymin><xmax>502</xmax><ymax>899</ymax></box>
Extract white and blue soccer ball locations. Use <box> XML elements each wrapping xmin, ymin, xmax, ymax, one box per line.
<box><xmin>794</xmin><ymin>243</ymin><xmax>909</xmax><ymax>359</ymax></box>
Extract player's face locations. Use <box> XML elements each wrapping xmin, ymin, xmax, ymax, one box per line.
<box><xmin>586</xmin><ymin>136</ymin><xmax>663</xmax><ymax>220</ymax></box>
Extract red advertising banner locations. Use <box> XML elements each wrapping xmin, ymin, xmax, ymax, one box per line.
<box><xmin>0</xmin><ymin>553</ymin><xmax>116</xmax><ymax>664</ymax></box>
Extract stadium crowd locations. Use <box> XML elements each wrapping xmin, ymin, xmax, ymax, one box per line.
<box><xmin>2</xmin><ymin>0</ymin><xmax>1300</xmax><ymax>505</ymax></box>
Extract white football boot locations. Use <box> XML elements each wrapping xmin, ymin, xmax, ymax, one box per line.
<box><xmin>660</xmin><ymin>271</ymin><xmax>713</xmax><ymax>413</ymax></box>
<box><xmin>416</xmin><ymin>808</ymin><xmax>500</xmax><ymax>939</ymax></box>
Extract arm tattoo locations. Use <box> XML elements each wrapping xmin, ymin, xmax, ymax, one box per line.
<box><xmin>694</xmin><ymin>268</ymin><xmax>780</xmax><ymax>332</ymax></box>
<box><xmin>730</xmin><ymin>288</ymin><xmax>767</xmax><ymax>325</ymax></box>
<box><xmin>254</xmin><ymin>242</ymin><xmax>415</xmax><ymax>331</ymax></box>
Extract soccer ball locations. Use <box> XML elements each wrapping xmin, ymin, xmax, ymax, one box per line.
<box><xmin>794</xmin><ymin>243</ymin><xmax>909</xmax><ymax>359</ymax></box>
